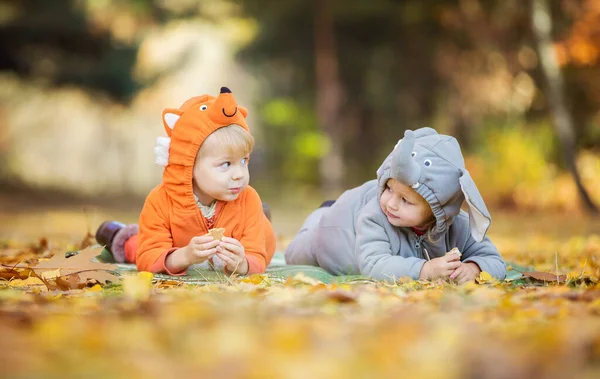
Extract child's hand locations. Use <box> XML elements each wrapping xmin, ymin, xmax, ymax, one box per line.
<box><xmin>216</xmin><ymin>237</ymin><xmax>249</xmax><ymax>275</ymax></box>
<box><xmin>449</xmin><ymin>262</ymin><xmax>481</xmax><ymax>284</ymax></box>
<box><xmin>184</xmin><ymin>235</ymin><xmax>221</xmax><ymax>265</ymax></box>
<box><xmin>165</xmin><ymin>236</ymin><xmax>220</xmax><ymax>273</ymax></box>
<box><xmin>419</xmin><ymin>254</ymin><xmax>461</xmax><ymax>280</ymax></box>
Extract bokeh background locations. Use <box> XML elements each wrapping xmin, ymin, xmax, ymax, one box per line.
<box><xmin>0</xmin><ymin>0</ymin><xmax>599</xmax><ymax>242</ymax></box>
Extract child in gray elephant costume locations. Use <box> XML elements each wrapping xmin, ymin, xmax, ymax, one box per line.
<box><xmin>285</xmin><ymin>127</ymin><xmax>506</xmax><ymax>283</ymax></box>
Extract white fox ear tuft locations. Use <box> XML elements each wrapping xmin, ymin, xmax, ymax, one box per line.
<box><xmin>154</xmin><ymin>136</ymin><xmax>171</xmax><ymax>167</ymax></box>
<box><xmin>163</xmin><ymin>113</ymin><xmax>180</xmax><ymax>129</ymax></box>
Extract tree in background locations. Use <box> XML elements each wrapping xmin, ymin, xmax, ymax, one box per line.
<box><xmin>0</xmin><ymin>0</ymin><xmax>598</xmax><ymax>211</ymax></box>
<box><xmin>0</xmin><ymin>0</ymin><xmax>140</xmax><ymax>101</ymax></box>
<box><xmin>240</xmin><ymin>0</ymin><xmax>599</xmax><ymax>210</ymax></box>
<box><xmin>532</xmin><ymin>0</ymin><xmax>597</xmax><ymax>213</ymax></box>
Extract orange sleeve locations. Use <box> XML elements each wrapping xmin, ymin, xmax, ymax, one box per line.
<box><xmin>150</xmin><ymin>250</ymin><xmax>187</xmax><ymax>276</ymax></box>
<box><xmin>136</xmin><ymin>186</ymin><xmax>179</xmax><ymax>273</ymax></box>
<box><xmin>239</xmin><ymin>187</ymin><xmax>274</xmax><ymax>274</ymax></box>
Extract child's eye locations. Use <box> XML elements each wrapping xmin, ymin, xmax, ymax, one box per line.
<box><xmin>387</xmin><ymin>186</ymin><xmax>393</xmax><ymax>193</ymax></box>
<box><xmin>200</xmin><ymin>105</ymin><xmax>208</xmax><ymax>111</ymax></box>
<box><xmin>241</xmin><ymin>157</ymin><xmax>249</xmax><ymax>165</ymax></box>
<box><xmin>402</xmin><ymin>197</ymin><xmax>409</xmax><ymax>204</ymax></box>
<box><xmin>220</xmin><ymin>162</ymin><xmax>231</xmax><ymax>168</ymax></box>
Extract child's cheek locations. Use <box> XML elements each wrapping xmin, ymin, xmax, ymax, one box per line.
<box><xmin>379</xmin><ymin>193</ymin><xmax>389</xmax><ymax>212</ymax></box>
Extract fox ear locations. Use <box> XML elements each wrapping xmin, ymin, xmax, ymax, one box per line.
<box><xmin>162</xmin><ymin>108</ymin><xmax>182</xmax><ymax>136</ymax></box>
<box><xmin>239</xmin><ymin>106</ymin><xmax>248</xmax><ymax>118</ymax></box>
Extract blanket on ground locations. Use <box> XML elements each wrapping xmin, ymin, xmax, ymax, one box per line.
<box><xmin>95</xmin><ymin>248</ymin><xmax>526</xmax><ymax>285</ymax></box>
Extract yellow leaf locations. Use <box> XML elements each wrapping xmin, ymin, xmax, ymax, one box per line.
<box><xmin>40</xmin><ymin>268</ymin><xmax>61</xmax><ymax>280</ymax></box>
<box><xmin>86</xmin><ymin>284</ymin><xmax>102</xmax><ymax>292</ymax></box>
<box><xmin>290</xmin><ymin>272</ymin><xmax>322</xmax><ymax>286</ymax></box>
<box><xmin>462</xmin><ymin>281</ymin><xmax>479</xmax><ymax>291</ymax></box>
<box><xmin>475</xmin><ymin>271</ymin><xmax>493</xmax><ymax>284</ymax></box>
<box><xmin>240</xmin><ymin>274</ymin><xmax>271</xmax><ymax>285</ymax></box>
<box><xmin>137</xmin><ymin>271</ymin><xmax>154</xmax><ymax>283</ymax></box>
<box><xmin>9</xmin><ymin>277</ymin><xmax>47</xmax><ymax>291</ymax></box>
<box><xmin>123</xmin><ymin>274</ymin><xmax>152</xmax><ymax>301</ymax></box>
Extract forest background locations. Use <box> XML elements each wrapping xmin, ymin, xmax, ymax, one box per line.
<box><xmin>0</xmin><ymin>0</ymin><xmax>599</xmax><ymax>239</ymax></box>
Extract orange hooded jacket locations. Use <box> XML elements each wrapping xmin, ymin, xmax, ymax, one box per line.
<box><xmin>134</xmin><ymin>87</ymin><xmax>276</xmax><ymax>275</ymax></box>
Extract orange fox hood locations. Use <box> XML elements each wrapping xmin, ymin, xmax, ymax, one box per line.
<box><xmin>155</xmin><ymin>87</ymin><xmax>250</xmax><ymax>209</ymax></box>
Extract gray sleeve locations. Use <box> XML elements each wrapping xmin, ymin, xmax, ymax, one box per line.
<box><xmin>356</xmin><ymin>212</ymin><xmax>426</xmax><ymax>281</ymax></box>
<box><xmin>453</xmin><ymin>217</ymin><xmax>506</xmax><ymax>279</ymax></box>
<box><xmin>460</xmin><ymin>236</ymin><xmax>506</xmax><ymax>280</ymax></box>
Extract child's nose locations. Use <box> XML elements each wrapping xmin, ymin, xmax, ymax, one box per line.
<box><xmin>231</xmin><ymin>165</ymin><xmax>245</xmax><ymax>180</ymax></box>
<box><xmin>387</xmin><ymin>196</ymin><xmax>399</xmax><ymax>210</ymax></box>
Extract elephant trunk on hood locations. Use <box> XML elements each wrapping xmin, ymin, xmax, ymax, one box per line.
<box><xmin>391</xmin><ymin>130</ymin><xmax>421</xmax><ymax>187</ymax></box>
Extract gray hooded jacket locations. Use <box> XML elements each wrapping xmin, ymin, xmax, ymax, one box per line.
<box><xmin>285</xmin><ymin>127</ymin><xmax>506</xmax><ymax>281</ymax></box>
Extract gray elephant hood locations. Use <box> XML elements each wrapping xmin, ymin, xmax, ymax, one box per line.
<box><xmin>376</xmin><ymin>127</ymin><xmax>491</xmax><ymax>242</ymax></box>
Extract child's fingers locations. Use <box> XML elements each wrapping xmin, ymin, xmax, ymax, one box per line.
<box><xmin>193</xmin><ymin>247</ymin><xmax>218</xmax><ymax>258</ymax></box>
<box><xmin>457</xmin><ymin>273</ymin><xmax>475</xmax><ymax>284</ymax></box>
<box><xmin>216</xmin><ymin>248</ymin><xmax>241</xmax><ymax>262</ymax></box>
<box><xmin>452</xmin><ymin>268</ymin><xmax>468</xmax><ymax>282</ymax></box>
<box><xmin>192</xmin><ymin>235</ymin><xmax>216</xmax><ymax>244</ymax></box>
<box><xmin>444</xmin><ymin>254</ymin><xmax>461</xmax><ymax>262</ymax></box>
<box><xmin>193</xmin><ymin>239</ymin><xmax>220</xmax><ymax>251</ymax></box>
<box><xmin>219</xmin><ymin>242</ymin><xmax>243</xmax><ymax>256</ymax></box>
<box><xmin>216</xmin><ymin>252</ymin><xmax>236</xmax><ymax>265</ymax></box>
<box><xmin>449</xmin><ymin>266</ymin><xmax>464</xmax><ymax>280</ymax></box>
<box><xmin>221</xmin><ymin>237</ymin><xmax>242</xmax><ymax>247</ymax></box>
<box><xmin>447</xmin><ymin>261</ymin><xmax>461</xmax><ymax>271</ymax></box>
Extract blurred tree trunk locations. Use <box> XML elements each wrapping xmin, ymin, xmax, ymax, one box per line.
<box><xmin>315</xmin><ymin>0</ymin><xmax>344</xmax><ymax>196</ymax></box>
<box><xmin>531</xmin><ymin>0</ymin><xmax>598</xmax><ymax>214</ymax></box>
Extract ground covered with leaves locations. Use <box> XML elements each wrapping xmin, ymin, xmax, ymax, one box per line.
<box><xmin>1</xmin><ymin>212</ymin><xmax>599</xmax><ymax>379</ymax></box>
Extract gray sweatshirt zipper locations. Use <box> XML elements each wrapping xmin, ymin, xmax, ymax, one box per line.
<box><xmin>414</xmin><ymin>233</ymin><xmax>426</xmax><ymax>260</ymax></box>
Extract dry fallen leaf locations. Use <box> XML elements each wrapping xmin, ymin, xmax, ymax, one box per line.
<box><xmin>522</xmin><ymin>271</ymin><xmax>567</xmax><ymax>283</ymax></box>
<box><xmin>8</xmin><ymin>277</ymin><xmax>47</xmax><ymax>292</ymax></box>
<box><xmin>28</xmin><ymin>246</ymin><xmax>119</xmax><ymax>284</ymax></box>
<box><xmin>326</xmin><ymin>289</ymin><xmax>357</xmax><ymax>303</ymax></box>
<box><xmin>55</xmin><ymin>273</ymin><xmax>87</xmax><ymax>290</ymax></box>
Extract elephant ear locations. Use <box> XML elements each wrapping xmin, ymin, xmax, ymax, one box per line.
<box><xmin>459</xmin><ymin>169</ymin><xmax>491</xmax><ymax>242</ymax></box>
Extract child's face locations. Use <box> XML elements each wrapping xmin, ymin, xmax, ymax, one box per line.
<box><xmin>192</xmin><ymin>137</ymin><xmax>250</xmax><ymax>206</ymax></box>
<box><xmin>380</xmin><ymin>178</ymin><xmax>433</xmax><ymax>228</ymax></box>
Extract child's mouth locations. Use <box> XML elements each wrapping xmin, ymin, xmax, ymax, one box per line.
<box><xmin>386</xmin><ymin>211</ymin><xmax>400</xmax><ymax>220</ymax></box>
<box><xmin>229</xmin><ymin>187</ymin><xmax>241</xmax><ymax>194</ymax></box>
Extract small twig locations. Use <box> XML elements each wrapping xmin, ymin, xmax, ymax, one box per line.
<box><xmin>555</xmin><ymin>251</ymin><xmax>560</xmax><ymax>284</ymax></box>
<box><xmin>227</xmin><ymin>263</ymin><xmax>238</xmax><ymax>282</ymax></box>
<box><xmin>423</xmin><ymin>248</ymin><xmax>431</xmax><ymax>261</ymax></box>
<box><xmin>580</xmin><ymin>258</ymin><xmax>588</xmax><ymax>279</ymax></box>
<box><xmin>382</xmin><ymin>272</ymin><xmax>398</xmax><ymax>283</ymax></box>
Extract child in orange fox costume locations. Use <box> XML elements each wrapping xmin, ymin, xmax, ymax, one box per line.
<box><xmin>96</xmin><ymin>87</ymin><xmax>276</xmax><ymax>275</ymax></box>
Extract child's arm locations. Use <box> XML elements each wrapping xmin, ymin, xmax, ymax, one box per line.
<box><xmin>459</xmin><ymin>235</ymin><xmax>506</xmax><ymax>280</ymax></box>
<box><xmin>234</xmin><ymin>187</ymin><xmax>272</xmax><ymax>275</ymax></box>
<box><xmin>136</xmin><ymin>188</ymin><xmax>178</xmax><ymax>273</ymax></box>
<box><xmin>453</xmin><ymin>214</ymin><xmax>506</xmax><ymax>280</ymax></box>
<box><xmin>355</xmin><ymin>210</ymin><xmax>427</xmax><ymax>281</ymax></box>
<box><xmin>165</xmin><ymin>235</ymin><xmax>220</xmax><ymax>273</ymax></box>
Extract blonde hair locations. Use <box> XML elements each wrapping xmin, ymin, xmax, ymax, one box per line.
<box><xmin>198</xmin><ymin>124</ymin><xmax>254</xmax><ymax>158</ymax></box>
<box><xmin>411</xmin><ymin>191</ymin><xmax>438</xmax><ymax>243</ymax></box>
